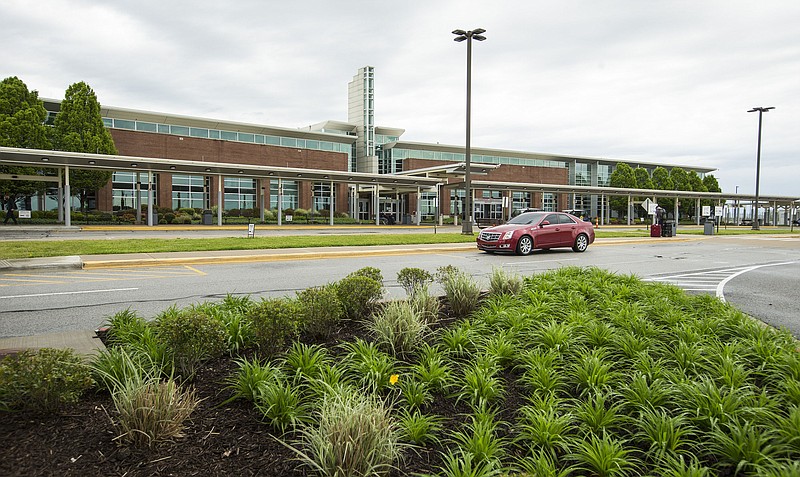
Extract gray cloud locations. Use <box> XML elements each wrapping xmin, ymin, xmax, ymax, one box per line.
<box><xmin>2</xmin><ymin>0</ymin><xmax>798</xmax><ymax>195</ymax></box>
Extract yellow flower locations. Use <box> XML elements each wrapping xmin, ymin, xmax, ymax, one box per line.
<box><xmin>389</xmin><ymin>374</ymin><xmax>399</xmax><ymax>386</ymax></box>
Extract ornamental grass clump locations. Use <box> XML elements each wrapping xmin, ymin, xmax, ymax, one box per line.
<box><xmin>398</xmin><ymin>409</ymin><xmax>443</xmax><ymax>445</ymax></box>
<box><xmin>339</xmin><ymin>338</ymin><xmax>397</xmax><ymax>392</ymax></box>
<box><xmin>0</xmin><ymin>348</ymin><xmax>93</xmax><ymax>413</ymax></box>
<box><xmin>111</xmin><ymin>374</ymin><xmax>198</xmax><ymax>448</ymax></box>
<box><xmin>368</xmin><ymin>300</ymin><xmax>430</xmax><ymax>358</ymax></box>
<box><xmin>487</xmin><ymin>267</ymin><xmax>523</xmax><ymax>297</ymax></box>
<box><xmin>224</xmin><ymin>355</ymin><xmax>283</xmax><ymax>403</ymax></box>
<box><xmin>441</xmin><ymin>269</ymin><xmax>482</xmax><ymax>318</ymax></box>
<box><xmin>408</xmin><ymin>284</ymin><xmax>441</xmax><ymax>324</ymax></box>
<box><xmin>289</xmin><ymin>387</ymin><xmax>403</xmax><ymax>477</ymax></box>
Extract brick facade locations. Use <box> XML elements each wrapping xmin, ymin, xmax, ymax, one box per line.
<box><xmin>104</xmin><ymin>129</ymin><xmax>350</xmax><ymax>213</ymax></box>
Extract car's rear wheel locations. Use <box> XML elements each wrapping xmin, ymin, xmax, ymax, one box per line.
<box><xmin>516</xmin><ymin>235</ymin><xmax>533</xmax><ymax>256</ymax></box>
<box><xmin>572</xmin><ymin>233</ymin><xmax>589</xmax><ymax>252</ymax></box>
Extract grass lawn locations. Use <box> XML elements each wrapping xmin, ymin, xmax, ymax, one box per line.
<box><xmin>1</xmin><ymin>227</ymin><xmax>796</xmax><ymax>260</ymax></box>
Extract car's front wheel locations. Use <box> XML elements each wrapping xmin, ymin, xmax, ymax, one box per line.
<box><xmin>516</xmin><ymin>235</ymin><xmax>533</xmax><ymax>256</ymax></box>
<box><xmin>572</xmin><ymin>233</ymin><xmax>589</xmax><ymax>252</ymax></box>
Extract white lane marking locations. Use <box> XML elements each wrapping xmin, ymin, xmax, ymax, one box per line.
<box><xmin>0</xmin><ymin>287</ymin><xmax>138</xmax><ymax>299</ymax></box>
<box><xmin>715</xmin><ymin>261</ymin><xmax>797</xmax><ymax>303</ymax></box>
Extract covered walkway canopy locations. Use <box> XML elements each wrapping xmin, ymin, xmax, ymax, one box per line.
<box><xmin>0</xmin><ymin>146</ymin><xmax>441</xmax><ymax>226</ymax></box>
<box><xmin>2</xmin><ymin>146</ymin><xmax>798</xmax><ymax>227</ymax></box>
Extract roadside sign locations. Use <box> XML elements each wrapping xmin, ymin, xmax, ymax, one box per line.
<box><xmin>247</xmin><ymin>223</ymin><xmax>255</xmax><ymax>238</ymax></box>
<box><xmin>641</xmin><ymin>198</ymin><xmax>653</xmax><ymax>212</ymax></box>
<box><xmin>702</xmin><ymin>205</ymin><xmax>711</xmax><ymax>217</ymax></box>
<box><xmin>714</xmin><ymin>206</ymin><xmax>723</xmax><ymax>217</ymax></box>
<box><xmin>18</xmin><ymin>210</ymin><xmax>31</xmax><ymax>219</ymax></box>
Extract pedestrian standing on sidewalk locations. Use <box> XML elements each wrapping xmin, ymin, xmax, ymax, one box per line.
<box><xmin>3</xmin><ymin>194</ymin><xmax>18</xmax><ymax>225</ymax></box>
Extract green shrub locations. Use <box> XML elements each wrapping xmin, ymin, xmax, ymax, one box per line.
<box><xmin>156</xmin><ymin>308</ymin><xmax>228</xmax><ymax>377</ymax></box>
<box><xmin>399</xmin><ymin>409</ymin><xmax>442</xmax><ymax>445</ymax></box>
<box><xmin>336</xmin><ymin>275</ymin><xmax>384</xmax><ymax>320</ymax></box>
<box><xmin>0</xmin><ymin>348</ymin><xmax>93</xmax><ymax>412</ymax></box>
<box><xmin>247</xmin><ymin>297</ymin><xmax>302</xmax><ymax>357</ymax></box>
<box><xmin>368</xmin><ymin>300</ymin><xmax>429</xmax><ymax>358</ymax></box>
<box><xmin>290</xmin><ymin>387</ymin><xmax>403</xmax><ymax>477</ymax></box>
<box><xmin>297</xmin><ymin>284</ymin><xmax>343</xmax><ymax>339</ymax></box>
<box><xmin>396</xmin><ymin>267</ymin><xmax>433</xmax><ymax>296</ymax></box>
<box><xmin>348</xmin><ymin>266</ymin><xmax>384</xmax><ymax>283</ymax></box>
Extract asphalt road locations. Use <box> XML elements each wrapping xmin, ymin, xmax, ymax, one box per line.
<box><xmin>0</xmin><ymin>233</ymin><xmax>797</xmax><ymax>339</ymax></box>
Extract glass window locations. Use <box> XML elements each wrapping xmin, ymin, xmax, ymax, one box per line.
<box><xmin>312</xmin><ymin>182</ymin><xmax>335</xmax><ymax>212</ymax></box>
<box><xmin>255</xmin><ymin>134</ymin><xmax>265</xmax><ymax>144</ymax></box>
<box><xmin>114</xmin><ymin>119</ymin><xmax>135</xmax><ymax>130</ymax></box>
<box><xmin>221</xmin><ymin>131</ymin><xmax>237</xmax><ymax>141</ymax></box>
<box><xmin>559</xmin><ymin>214</ymin><xmax>576</xmax><ymax>224</ymax></box>
<box><xmin>102</xmin><ymin>118</ymin><xmax>113</xmax><ymax>127</ymax></box>
<box><xmin>171</xmin><ymin>174</ymin><xmax>206</xmax><ymax>209</ymax></box>
<box><xmin>270</xmin><ymin>180</ymin><xmax>298</xmax><ymax>210</ymax></box>
<box><xmin>112</xmin><ymin>172</ymin><xmax>156</xmax><ymax>210</ymax></box>
<box><xmin>136</xmin><ymin>121</ymin><xmax>157</xmax><ymax>132</ymax></box>
<box><xmin>223</xmin><ymin>178</ymin><xmax>256</xmax><ymax>210</ymax></box>
<box><xmin>190</xmin><ymin>128</ymin><xmax>209</xmax><ymax>138</ymax></box>
<box><xmin>209</xmin><ymin>129</ymin><xmax>220</xmax><ymax>139</ymax></box>
<box><xmin>266</xmin><ymin>135</ymin><xmax>280</xmax><ymax>145</ymax></box>
<box><xmin>280</xmin><ymin>137</ymin><xmax>297</xmax><ymax>147</ymax></box>
<box><xmin>158</xmin><ymin>124</ymin><xmax>170</xmax><ymax>134</ymax></box>
<box><xmin>306</xmin><ymin>140</ymin><xmax>319</xmax><ymax>149</ymax></box>
<box><xmin>170</xmin><ymin>125</ymin><xmax>189</xmax><ymax>136</ymax></box>
<box><xmin>238</xmin><ymin>133</ymin><xmax>255</xmax><ymax>143</ymax></box>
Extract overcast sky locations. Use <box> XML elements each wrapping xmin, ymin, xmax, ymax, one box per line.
<box><xmin>2</xmin><ymin>1</ymin><xmax>798</xmax><ymax>196</ymax></box>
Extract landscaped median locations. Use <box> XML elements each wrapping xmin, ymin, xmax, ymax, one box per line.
<box><xmin>2</xmin><ymin>266</ymin><xmax>799</xmax><ymax>476</ymax></box>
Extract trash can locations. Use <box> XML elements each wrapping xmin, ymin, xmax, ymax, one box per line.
<box><xmin>704</xmin><ymin>220</ymin><xmax>715</xmax><ymax>235</ymax></box>
<box><xmin>662</xmin><ymin>221</ymin><xmax>676</xmax><ymax>237</ymax></box>
<box><xmin>202</xmin><ymin>209</ymin><xmax>213</xmax><ymax>225</ymax></box>
<box><xmin>402</xmin><ymin>214</ymin><xmax>412</xmax><ymax>225</ymax></box>
<box><xmin>650</xmin><ymin>224</ymin><xmax>661</xmax><ymax>237</ymax></box>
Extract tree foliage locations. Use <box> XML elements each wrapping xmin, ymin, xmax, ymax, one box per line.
<box><xmin>52</xmin><ymin>82</ymin><xmax>116</xmax><ymax>211</ymax></box>
<box><xmin>608</xmin><ymin>163</ymin><xmax>637</xmax><ymax>218</ymax></box>
<box><xmin>0</xmin><ymin>76</ymin><xmax>52</xmax><ymax>197</ymax></box>
<box><xmin>651</xmin><ymin>167</ymin><xmax>674</xmax><ymax>211</ymax></box>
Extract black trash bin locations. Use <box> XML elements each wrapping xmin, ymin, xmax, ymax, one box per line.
<box><xmin>662</xmin><ymin>221</ymin><xmax>676</xmax><ymax>237</ymax></box>
<box><xmin>202</xmin><ymin>209</ymin><xmax>213</xmax><ymax>225</ymax></box>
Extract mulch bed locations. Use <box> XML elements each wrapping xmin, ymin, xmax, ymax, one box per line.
<box><xmin>1</xmin><ymin>309</ymin><xmax>530</xmax><ymax>476</ymax></box>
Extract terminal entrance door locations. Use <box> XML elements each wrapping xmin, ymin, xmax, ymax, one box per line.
<box><xmin>358</xmin><ymin>199</ymin><xmax>370</xmax><ymax>221</ymax></box>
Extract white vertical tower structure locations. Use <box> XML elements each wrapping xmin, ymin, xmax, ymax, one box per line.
<box><xmin>348</xmin><ymin>66</ymin><xmax>377</xmax><ymax>173</ymax></box>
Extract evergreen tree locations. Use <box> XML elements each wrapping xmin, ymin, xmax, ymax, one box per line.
<box><xmin>52</xmin><ymin>82</ymin><xmax>116</xmax><ymax>213</ymax></box>
<box><xmin>0</xmin><ymin>76</ymin><xmax>51</xmax><ymax>198</ymax></box>
<box><xmin>608</xmin><ymin>163</ymin><xmax>637</xmax><ymax>219</ymax></box>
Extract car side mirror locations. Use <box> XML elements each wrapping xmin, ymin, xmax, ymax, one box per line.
<box><xmin>539</xmin><ymin>220</ymin><xmax>550</xmax><ymax>227</ymax></box>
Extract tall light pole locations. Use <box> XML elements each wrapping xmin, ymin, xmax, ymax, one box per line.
<box><xmin>735</xmin><ymin>185</ymin><xmax>739</xmax><ymax>225</ymax></box>
<box><xmin>747</xmin><ymin>106</ymin><xmax>774</xmax><ymax>230</ymax></box>
<box><xmin>453</xmin><ymin>28</ymin><xmax>486</xmax><ymax>235</ymax></box>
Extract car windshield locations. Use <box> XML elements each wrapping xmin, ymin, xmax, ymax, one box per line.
<box><xmin>506</xmin><ymin>211</ymin><xmax>546</xmax><ymax>225</ymax></box>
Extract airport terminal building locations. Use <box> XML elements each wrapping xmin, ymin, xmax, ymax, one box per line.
<box><xmin>37</xmin><ymin>66</ymin><xmax>715</xmax><ymax>223</ymax></box>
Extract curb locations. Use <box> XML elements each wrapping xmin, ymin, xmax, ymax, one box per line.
<box><xmin>0</xmin><ymin>256</ymin><xmax>82</xmax><ymax>271</ymax></box>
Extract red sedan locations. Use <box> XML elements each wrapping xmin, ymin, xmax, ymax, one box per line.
<box><xmin>476</xmin><ymin>211</ymin><xmax>595</xmax><ymax>255</ymax></box>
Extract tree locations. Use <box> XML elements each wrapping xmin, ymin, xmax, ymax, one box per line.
<box><xmin>52</xmin><ymin>82</ymin><xmax>116</xmax><ymax>213</ymax></box>
<box><xmin>652</xmin><ymin>166</ymin><xmax>674</xmax><ymax>211</ymax></box>
<box><xmin>0</xmin><ymin>76</ymin><xmax>52</xmax><ymax>198</ymax></box>
<box><xmin>702</xmin><ymin>174</ymin><xmax>721</xmax><ymax>193</ymax></box>
<box><xmin>634</xmin><ymin>167</ymin><xmax>654</xmax><ymax>190</ymax></box>
<box><xmin>608</xmin><ymin>163</ymin><xmax>637</xmax><ymax>219</ymax></box>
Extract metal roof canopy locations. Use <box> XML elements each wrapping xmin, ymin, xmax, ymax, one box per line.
<box><xmin>449</xmin><ymin>179</ymin><xmax>800</xmax><ymax>204</ymax></box>
<box><xmin>0</xmin><ymin>147</ymin><xmax>440</xmax><ymax>189</ymax></box>
<box><xmin>395</xmin><ymin>162</ymin><xmax>501</xmax><ymax>179</ymax></box>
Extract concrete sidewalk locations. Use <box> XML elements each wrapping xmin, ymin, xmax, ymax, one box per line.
<box><xmin>0</xmin><ymin>330</ymin><xmax>105</xmax><ymax>358</ymax></box>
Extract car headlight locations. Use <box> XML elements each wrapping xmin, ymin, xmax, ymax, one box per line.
<box><xmin>502</xmin><ymin>231</ymin><xmax>514</xmax><ymax>240</ymax></box>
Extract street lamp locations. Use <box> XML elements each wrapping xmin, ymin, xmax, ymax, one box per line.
<box><xmin>747</xmin><ymin>106</ymin><xmax>774</xmax><ymax>230</ymax></box>
<box><xmin>453</xmin><ymin>28</ymin><xmax>486</xmax><ymax>235</ymax></box>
